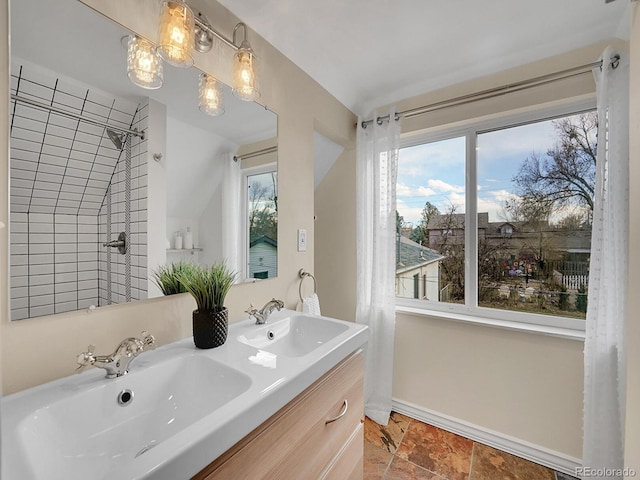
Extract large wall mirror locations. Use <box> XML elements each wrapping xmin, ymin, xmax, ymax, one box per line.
<box><xmin>8</xmin><ymin>0</ymin><xmax>278</xmax><ymax>320</ymax></box>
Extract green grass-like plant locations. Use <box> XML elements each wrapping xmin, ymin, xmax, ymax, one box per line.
<box><xmin>152</xmin><ymin>262</ymin><xmax>190</xmax><ymax>295</ymax></box>
<box><xmin>177</xmin><ymin>262</ymin><xmax>237</xmax><ymax>313</ymax></box>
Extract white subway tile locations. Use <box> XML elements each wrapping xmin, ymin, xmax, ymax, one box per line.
<box><xmin>56</xmin><ymin>282</ymin><xmax>78</xmax><ymax>293</ymax></box>
<box><xmin>30</xmin><ymin>284</ymin><xmax>54</xmax><ymax>296</ymax></box>
<box><xmin>11</xmin><ymin>309</ymin><xmax>29</xmax><ymax>321</ymax></box>
<box><xmin>55</xmin><ymin>253</ymin><xmax>77</xmax><ymax>263</ymax></box>
<box><xmin>11</xmin><ymin>297</ymin><xmax>29</xmax><ymax>309</ymax></box>
<box><xmin>29</xmin><ymin>243</ymin><xmax>54</xmax><ymax>255</ymax></box>
<box><xmin>55</xmin><ymin>302</ymin><xmax>78</xmax><ymax>314</ymax></box>
<box><xmin>10</xmin><ymin>254</ymin><xmax>28</xmax><ymax>266</ymax></box>
<box><xmin>30</xmin><ymin>305</ymin><xmax>55</xmax><ymax>317</ymax></box>
<box><xmin>29</xmin><ymin>253</ymin><xmax>54</xmax><ymax>265</ymax></box>
<box><xmin>55</xmin><ymin>272</ymin><xmax>77</xmax><ymax>283</ymax></box>
<box><xmin>10</xmin><ymin>286</ymin><xmax>28</xmax><ymax>299</ymax></box>
<box><xmin>30</xmin><ymin>274</ymin><xmax>54</xmax><ymax>286</ymax></box>
<box><xmin>30</xmin><ymin>264</ymin><xmax>54</xmax><ymax>275</ymax></box>
<box><xmin>54</xmin><ymin>233</ymin><xmax>77</xmax><ymax>243</ymax></box>
<box><xmin>30</xmin><ymin>294</ymin><xmax>54</xmax><ymax>307</ymax></box>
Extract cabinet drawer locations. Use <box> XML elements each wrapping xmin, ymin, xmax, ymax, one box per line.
<box><xmin>321</xmin><ymin>422</ymin><xmax>364</xmax><ymax>480</ymax></box>
<box><xmin>195</xmin><ymin>353</ymin><xmax>364</xmax><ymax>480</ymax></box>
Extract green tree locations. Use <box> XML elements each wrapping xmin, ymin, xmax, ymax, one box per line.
<box><xmin>412</xmin><ymin>201</ymin><xmax>440</xmax><ymax>246</ymax></box>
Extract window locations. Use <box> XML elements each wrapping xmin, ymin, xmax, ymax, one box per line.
<box><xmin>396</xmin><ymin>104</ymin><xmax>595</xmax><ymax>330</ymax></box>
<box><xmin>243</xmin><ymin>165</ymin><xmax>278</xmax><ymax>279</ymax></box>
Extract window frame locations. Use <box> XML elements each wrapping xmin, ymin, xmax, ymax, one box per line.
<box><xmin>241</xmin><ymin>162</ymin><xmax>278</xmax><ymax>280</ymax></box>
<box><xmin>395</xmin><ymin>97</ymin><xmax>596</xmax><ymax>335</ymax></box>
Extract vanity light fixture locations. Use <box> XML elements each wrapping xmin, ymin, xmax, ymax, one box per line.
<box><xmin>198</xmin><ymin>73</ymin><xmax>225</xmax><ymax>116</ymax></box>
<box><xmin>194</xmin><ymin>13</ymin><xmax>214</xmax><ymax>53</ymax></box>
<box><xmin>127</xmin><ymin>36</ymin><xmax>163</xmax><ymax>90</ymax></box>
<box><xmin>157</xmin><ymin>0</ymin><xmax>195</xmax><ymax>68</ymax></box>
<box><xmin>232</xmin><ymin>23</ymin><xmax>260</xmax><ymax>101</ymax></box>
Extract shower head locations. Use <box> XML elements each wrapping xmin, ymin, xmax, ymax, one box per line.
<box><xmin>106</xmin><ymin>129</ymin><xmax>126</xmax><ymax>150</ymax></box>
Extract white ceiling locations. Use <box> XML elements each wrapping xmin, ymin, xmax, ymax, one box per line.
<box><xmin>217</xmin><ymin>0</ymin><xmax>631</xmax><ymax>116</ymax></box>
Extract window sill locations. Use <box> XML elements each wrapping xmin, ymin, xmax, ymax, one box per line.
<box><xmin>395</xmin><ymin>304</ymin><xmax>586</xmax><ymax>341</ymax></box>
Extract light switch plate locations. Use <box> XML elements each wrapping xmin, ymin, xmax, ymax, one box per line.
<box><xmin>297</xmin><ymin>229</ymin><xmax>307</xmax><ymax>252</ymax></box>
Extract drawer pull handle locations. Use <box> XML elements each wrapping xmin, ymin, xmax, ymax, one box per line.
<box><xmin>325</xmin><ymin>400</ymin><xmax>348</xmax><ymax>425</ymax></box>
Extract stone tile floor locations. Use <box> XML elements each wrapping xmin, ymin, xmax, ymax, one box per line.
<box><xmin>364</xmin><ymin>412</ymin><xmax>579</xmax><ymax>480</ymax></box>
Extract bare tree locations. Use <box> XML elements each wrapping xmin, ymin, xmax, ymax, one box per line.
<box><xmin>248</xmin><ymin>177</ymin><xmax>277</xmax><ymax>241</ymax></box>
<box><xmin>512</xmin><ymin>112</ymin><xmax>597</xmax><ymax>215</ymax></box>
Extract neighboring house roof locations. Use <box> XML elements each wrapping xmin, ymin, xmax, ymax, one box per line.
<box><xmin>396</xmin><ymin>235</ymin><xmax>443</xmax><ymax>273</ymax></box>
<box><xmin>250</xmin><ymin>236</ymin><xmax>277</xmax><ymax>248</ymax></box>
<box><xmin>427</xmin><ymin>212</ymin><xmax>489</xmax><ymax>230</ymax></box>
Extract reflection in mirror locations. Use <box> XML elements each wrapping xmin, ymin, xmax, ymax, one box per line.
<box><xmin>245</xmin><ymin>165</ymin><xmax>278</xmax><ymax>279</ymax></box>
<box><xmin>9</xmin><ymin>0</ymin><xmax>277</xmax><ymax>320</ymax></box>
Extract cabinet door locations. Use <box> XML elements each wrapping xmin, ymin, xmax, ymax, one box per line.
<box><xmin>195</xmin><ymin>353</ymin><xmax>363</xmax><ymax>480</ymax></box>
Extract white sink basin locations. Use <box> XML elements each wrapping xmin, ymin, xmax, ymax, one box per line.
<box><xmin>237</xmin><ymin>313</ymin><xmax>349</xmax><ymax>357</ymax></box>
<box><xmin>3</xmin><ymin>354</ymin><xmax>251</xmax><ymax>480</ymax></box>
<box><xmin>2</xmin><ymin>309</ymin><xmax>368</xmax><ymax>480</ymax></box>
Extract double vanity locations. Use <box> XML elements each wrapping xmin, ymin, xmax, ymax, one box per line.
<box><xmin>1</xmin><ymin>310</ymin><xmax>368</xmax><ymax>480</ymax></box>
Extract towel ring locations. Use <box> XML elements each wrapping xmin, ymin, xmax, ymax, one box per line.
<box><xmin>298</xmin><ymin>269</ymin><xmax>317</xmax><ymax>302</ymax></box>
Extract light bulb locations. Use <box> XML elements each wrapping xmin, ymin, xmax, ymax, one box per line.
<box><xmin>157</xmin><ymin>1</ymin><xmax>195</xmax><ymax>68</ymax></box>
<box><xmin>127</xmin><ymin>36</ymin><xmax>163</xmax><ymax>90</ymax></box>
<box><xmin>232</xmin><ymin>42</ymin><xmax>260</xmax><ymax>101</ymax></box>
<box><xmin>199</xmin><ymin>74</ymin><xmax>224</xmax><ymax>116</ymax></box>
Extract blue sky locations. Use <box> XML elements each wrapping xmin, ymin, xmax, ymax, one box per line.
<box><xmin>396</xmin><ymin>118</ymin><xmax>561</xmax><ymax>226</ymax></box>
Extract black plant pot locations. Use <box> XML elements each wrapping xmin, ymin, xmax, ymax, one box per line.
<box><xmin>192</xmin><ymin>308</ymin><xmax>228</xmax><ymax>349</ymax></box>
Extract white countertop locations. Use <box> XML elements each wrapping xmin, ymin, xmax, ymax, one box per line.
<box><xmin>1</xmin><ymin>309</ymin><xmax>368</xmax><ymax>480</ymax></box>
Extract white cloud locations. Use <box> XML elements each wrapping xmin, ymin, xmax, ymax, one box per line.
<box><xmin>397</xmin><ymin>183</ymin><xmax>436</xmax><ymax>197</ymax></box>
<box><xmin>396</xmin><ymin>198</ymin><xmax>425</xmax><ymax>225</ymax></box>
<box><xmin>428</xmin><ymin>179</ymin><xmax>464</xmax><ymax>193</ymax></box>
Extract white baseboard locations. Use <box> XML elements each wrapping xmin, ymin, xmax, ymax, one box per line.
<box><xmin>392</xmin><ymin>398</ymin><xmax>582</xmax><ymax>477</ymax></box>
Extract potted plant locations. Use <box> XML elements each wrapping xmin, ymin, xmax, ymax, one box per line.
<box><xmin>151</xmin><ymin>262</ymin><xmax>189</xmax><ymax>295</ymax></box>
<box><xmin>177</xmin><ymin>262</ymin><xmax>237</xmax><ymax>349</ymax></box>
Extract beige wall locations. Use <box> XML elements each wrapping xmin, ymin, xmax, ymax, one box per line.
<box><xmin>0</xmin><ymin>0</ymin><xmax>356</xmax><ymax>394</ymax></box>
<box><xmin>625</xmin><ymin>3</ymin><xmax>640</xmax><ymax>476</ymax></box>
<box><xmin>314</xmin><ymin>144</ymin><xmax>357</xmax><ymax>321</ymax></box>
<box><xmin>394</xmin><ymin>314</ymin><xmax>584</xmax><ymax>458</ymax></box>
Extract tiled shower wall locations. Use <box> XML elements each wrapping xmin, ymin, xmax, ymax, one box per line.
<box><xmin>9</xmin><ymin>60</ymin><xmax>148</xmax><ymax>320</ymax></box>
<box><xmin>10</xmin><ymin>213</ymin><xmax>100</xmax><ymax>320</ymax></box>
<box><xmin>98</xmin><ymin>101</ymin><xmax>149</xmax><ymax>305</ymax></box>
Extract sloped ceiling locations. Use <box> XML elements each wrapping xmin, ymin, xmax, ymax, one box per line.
<box><xmin>217</xmin><ymin>0</ymin><xmax>630</xmax><ymax>115</ymax></box>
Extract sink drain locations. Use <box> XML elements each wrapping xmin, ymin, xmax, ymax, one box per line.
<box><xmin>117</xmin><ymin>389</ymin><xmax>134</xmax><ymax>406</ymax></box>
<box><xmin>267</xmin><ymin>330</ymin><xmax>275</xmax><ymax>340</ymax></box>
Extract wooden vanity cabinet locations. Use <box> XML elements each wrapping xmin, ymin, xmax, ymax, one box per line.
<box><xmin>193</xmin><ymin>352</ymin><xmax>364</xmax><ymax>480</ymax></box>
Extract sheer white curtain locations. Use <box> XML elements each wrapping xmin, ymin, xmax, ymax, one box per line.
<box><xmin>583</xmin><ymin>47</ymin><xmax>629</xmax><ymax>477</ymax></box>
<box><xmin>221</xmin><ymin>153</ymin><xmax>242</xmax><ymax>277</ymax></box>
<box><xmin>356</xmin><ymin>109</ymin><xmax>401</xmax><ymax>425</ymax></box>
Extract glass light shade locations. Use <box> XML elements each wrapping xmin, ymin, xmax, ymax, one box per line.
<box><xmin>157</xmin><ymin>0</ymin><xmax>195</xmax><ymax>68</ymax></box>
<box><xmin>199</xmin><ymin>74</ymin><xmax>224</xmax><ymax>116</ymax></box>
<box><xmin>127</xmin><ymin>36</ymin><xmax>163</xmax><ymax>90</ymax></box>
<box><xmin>232</xmin><ymin>42</ymin><xmax>260</xmax><ymax>101</ymax></box>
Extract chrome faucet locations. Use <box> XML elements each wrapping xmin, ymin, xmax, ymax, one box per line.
<box><xmin>76</xmin><ymin>331</ymin><xmax>155</xmax><ymax>378</ymax></box>
<box><xmin>245</xmin><ymin>298</ymin><xmax>285</xmax><ymax>325</ymax></box>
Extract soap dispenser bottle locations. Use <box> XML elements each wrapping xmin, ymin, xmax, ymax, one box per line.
<box><xmin>174</xmin><ymin>230</ymin><xmax>183</xmax><ymax>249</ymax></box>
<box><xmin>184</xmin><ymin>227</ymin><xmax>193</xmax><ymax>250</ymax></box>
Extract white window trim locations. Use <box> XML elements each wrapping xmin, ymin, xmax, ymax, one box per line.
<box><xmin>396</xmin><ymin>96</ymin><xmax>596</xmax><ymax>337</ymax></box>
<box><xmin>241</xmin><ymin>162</ymin><xmax>277</xmax><ymax>280</ymax></box>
